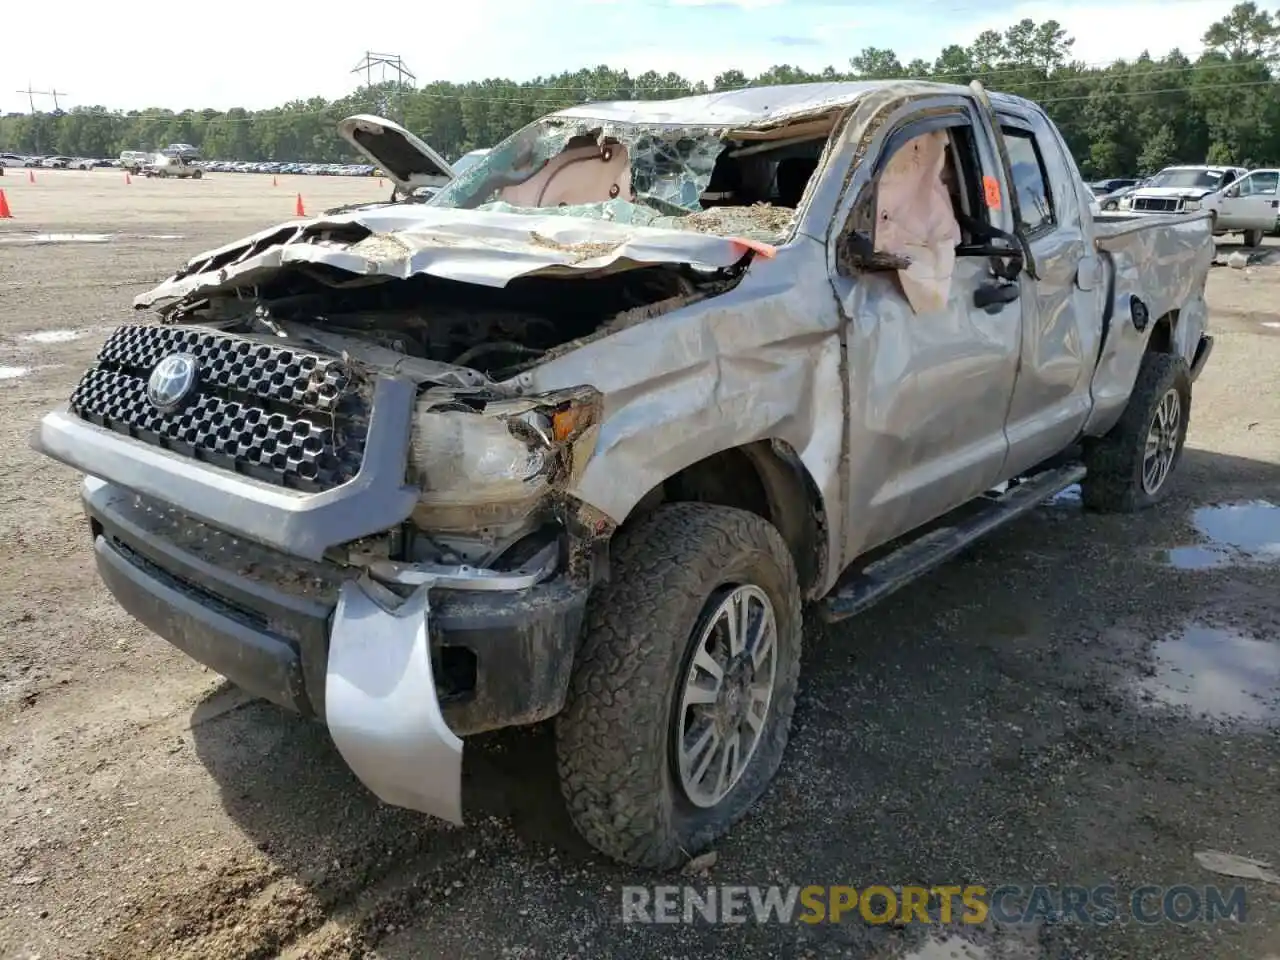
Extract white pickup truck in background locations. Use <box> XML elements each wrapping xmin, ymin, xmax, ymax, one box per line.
<box><xmin>1116</xmin><ymin>164</ymin><xmax>1279</xmax><ymax>246</ymax></box>
<box><xmin>1215</xmin><ymin>168</ymin><xmax>1280</xmax><ymax>245</ymax></box>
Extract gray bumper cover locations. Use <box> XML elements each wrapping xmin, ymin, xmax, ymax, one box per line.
<box><xmin>85</xmin><ymin>475</ymin><xmax>465</xmax><ymax>825</ymax></box>
<box><xmin>326</xmin><ymin>578</ymin><xmax>464</xmax><ymax>824</ymax></box>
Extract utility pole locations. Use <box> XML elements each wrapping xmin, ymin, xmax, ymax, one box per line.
<box><xmin>350</xmin><ymin>52</ymin><xmax>416</xmax><ymax>126</ymax></box>
<box><xmin>14</xmin><ymin>84</ymin><xmax>69</xmax><ymax>154</ymax></box>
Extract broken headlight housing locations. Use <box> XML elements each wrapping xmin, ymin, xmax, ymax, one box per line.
<box><xmin>407</xmin><ymin>387</ymin><xmax>602</xmax><ymax>536</ymax></box>
<box><xmin>411</xmin><ymin>407</ymin><xmax>553</xmax><ymax>505</ymax></box>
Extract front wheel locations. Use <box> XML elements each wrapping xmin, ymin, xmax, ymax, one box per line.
<box><xmin>556</xmin><ymin>503</ymin><xmax>802</xmax><ymax>869</ymax></box>
<box><xmin>1243</xmin><ymin>228</ymin><xmax>1262</xmax><ymax>248</ymax></box>
<box><xmin>1081</xmin><ymin>350</ymin><xmax>1191</xmax><ymax>512</ymax></box>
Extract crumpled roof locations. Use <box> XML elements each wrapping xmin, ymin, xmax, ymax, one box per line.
<box><xmin>548</xmin><ymin>80</ymin><xmax>971</xmax><ymax>128</ymax></box>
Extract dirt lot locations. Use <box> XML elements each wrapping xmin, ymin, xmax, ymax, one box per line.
<box><xmin>2</xmin><ymin>168</ymin><xmax>1280</xmax><ymax>960</ymax></box>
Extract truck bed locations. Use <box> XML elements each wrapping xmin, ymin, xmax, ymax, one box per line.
<box><xmin>1091</xmin><ymin>208</ymin><xmax>1213</xmax><ymax>241</ymax></box>
<box><xmin>1090</xmin><ymin>210</ymin><xmax>1215</xmax><ymax>323</ymax></box>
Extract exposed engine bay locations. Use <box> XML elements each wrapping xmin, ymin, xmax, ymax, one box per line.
<box><xmin>175</xmin><ymin>258</ymin><xmax>730</xmax><ymax>386</ymax></box>
<box><xmin>136</xmin><ymin>253</ymin><xmax>744</xmax><ymax>578</ymax></box>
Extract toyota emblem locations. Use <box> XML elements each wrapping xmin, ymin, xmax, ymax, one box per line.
<box><xmin>147</xmin><ymin>353</ymin><xmax>199</xmax><ymax>413</ymax></box>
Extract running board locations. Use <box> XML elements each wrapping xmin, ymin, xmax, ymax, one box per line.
<box><xmin>819</xmin><ymin>464</ymin><xmax>1086</xmax><ymax>623</ymax></box>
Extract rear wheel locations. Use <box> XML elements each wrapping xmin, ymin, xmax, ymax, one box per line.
<box><xmin>1081</xmin><ymin>350</ymin><xmax>1191</xmax><ymax>512</ymax></box>
<box><xmin>1244</xmin><ymin>228</ymin><xmax>1263</xmax><ymax>248</ymax></box>
<box><xmin>556</xmin><ymin>503</ymin><xmax>802</xmax><ymax>869</ymax></box>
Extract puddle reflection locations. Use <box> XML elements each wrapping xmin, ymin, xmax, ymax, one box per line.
<box><xmin>1167</xmin><ymin>501</ymin><xmax>1280</xmax><ymax>569</ymax></box>
<box><xmin>1135</xmin><ymin>625</ymin><xmax>1280</xmax><ymax>723</ymax></box>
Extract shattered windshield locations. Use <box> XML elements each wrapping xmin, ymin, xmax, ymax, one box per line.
<box><xmin>428</xmin><ymin>117</ymin><xmax>726</xmax><ymax>224</ymax></box>
<box><xmin>1149</xmin><ymin>168</ymin><xmax>1223</xmax><ymax>190</ymax></box>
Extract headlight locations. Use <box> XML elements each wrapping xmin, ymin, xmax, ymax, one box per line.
<box><xmin>411</xmin><ymin>409</ymin><xmax>551</xmax><ymax>505</ymax></box>
<box><xmin>407</xmin><ymin>386</ymin><xmax>602</xmax><ymax>522</ymax></box>
<box><xmin>1183</xmin><ymin>199</ymin><xmax>1201</xmax><ymax>211</ymax></box>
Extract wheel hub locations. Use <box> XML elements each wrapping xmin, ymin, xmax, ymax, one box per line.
<box><xmin>1143</xmin><ymin>387</ymin><xmax>1182</xmax><ymax>495</ymax></box>
<box><xmin>673</xmin><ymin>584</ymin><xmax>779</xmax><ymax>809</ymax></box>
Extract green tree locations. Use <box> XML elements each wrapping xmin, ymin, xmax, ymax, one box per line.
<box><xmin>1</xmin><ymin>3</ymin><xmax>1277</xmax><ymax>177</ymax></box>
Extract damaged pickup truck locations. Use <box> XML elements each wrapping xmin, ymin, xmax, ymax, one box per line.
<box><xmin>33</xmin><ymin>80</ymin><xmax>1216</xmax><ymax>869</ymax></box>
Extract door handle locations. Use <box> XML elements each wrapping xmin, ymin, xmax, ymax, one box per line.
<box><xmin>974</xmin><ymin>281</ymin><xmax>1020</xmax><ymax>312</ymax></box>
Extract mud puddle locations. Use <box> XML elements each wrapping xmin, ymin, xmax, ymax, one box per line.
<box><xmin>1167</xmin><ymin>500</ymin><xmax>1280</xmax><ymax>569</ymax></box>
<box><xmin>1133</xmin><ymin>625</ymin><xmax>1280</xmax><ymax>723</ymax></box>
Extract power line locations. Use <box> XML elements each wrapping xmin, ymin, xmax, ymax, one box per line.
<box><xmin>13</xmin><ymin>83</ymin><xmax>69</xmax><ymax>153</ymax></box>
<box><xmin>351</xmin><ymin>52</ymin><xmax>416</xmax><ymax>126</ymax></box>
<box><xmin>42</xmin><ymin>69</ymin><xmax>1275</xmax><ymax>124</ymax></box>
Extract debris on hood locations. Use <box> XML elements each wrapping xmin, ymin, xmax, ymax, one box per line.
<box><xmin>133</xmin><ymin>205</ymin><xmax>757</xmax><ymax>311</ymax></box>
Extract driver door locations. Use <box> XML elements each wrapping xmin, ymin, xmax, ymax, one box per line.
<box><xmin>827</xmin><ymin>102</ymin><xmax>1023</xmax><ymax>558</ymax></box>
<box><xmin>1219</xmin><ymin>169</ymin><xmax>1279</xmax><ymax>232</ymax></box>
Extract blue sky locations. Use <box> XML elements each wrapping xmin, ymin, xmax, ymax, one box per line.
<box><xmin>4</xmin><ymin>0</ymin><xmax>1237</xmax><ymax>112</ymax></box>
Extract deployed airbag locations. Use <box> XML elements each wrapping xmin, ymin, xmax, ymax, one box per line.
<box><xmin>500</xmin><ymin>144</ymin><xmax>633</xmax><ymax>208</ymax></box>
<box><xmin>873</xmin><ymin>130</ymin><xmax>961</xmax><ymax>314</ymax></box>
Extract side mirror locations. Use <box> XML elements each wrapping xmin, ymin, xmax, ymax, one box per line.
<box><xmin>835</xmin><ymin>231</ymin><xmax>911</xmax><ymax>276</ymax></box>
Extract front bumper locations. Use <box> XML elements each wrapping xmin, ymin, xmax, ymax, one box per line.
<box><xmin>83</xmin><ymin>478</ymin><xmax>589</xmax><ymax>824</ymax></box>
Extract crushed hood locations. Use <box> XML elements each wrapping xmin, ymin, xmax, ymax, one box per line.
<box><xmin>337</xmin><ymin>115</ymin><xmax>455</xmax><ymax>194</ymax></box>
<box><xmin>134</xmin><ymin>205</ymin><xmax>762</xmax><ymax>310</ymax></box>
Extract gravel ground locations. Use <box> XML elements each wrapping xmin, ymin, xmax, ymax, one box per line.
<box><xmin>1</xmin><ymin>169</ymin><xmax>1279</xmax><ymax>960</ymax></box>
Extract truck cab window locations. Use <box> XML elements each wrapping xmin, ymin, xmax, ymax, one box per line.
<box><xmin>1239</xmin><ymin>171</ymin><xmax>1279</xmax><ymax>196</ymax></box>
<box><xmin>1000</xmin><ymin>127</ymin><xmax>1055</xmax><ymax>234</ymax></box>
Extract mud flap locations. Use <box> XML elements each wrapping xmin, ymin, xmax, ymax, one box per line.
<box><xmin>325</xmin><ymin>577</ymin><xmax>464</xmax><ymax>824</ymax></box>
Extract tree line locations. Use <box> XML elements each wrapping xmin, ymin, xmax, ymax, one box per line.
<box><xmin>1</xmin><ymin>2</ymin><xmax>1277</xmax><ymax>179</ymax></box>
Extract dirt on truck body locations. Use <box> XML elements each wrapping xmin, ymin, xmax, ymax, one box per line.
<box><xmin>31</xmin><ymin>79</ymin><xmax>1216</xmax><ymax>869</ymax></box>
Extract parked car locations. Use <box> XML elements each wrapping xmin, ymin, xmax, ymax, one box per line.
<box><xmin>142</xmin><ymin>154</ymin><xmax>203</xmax><ymax>179</ymax></box>
<box><xmin>1090</xmin><ymin>177</ymin><xmax>1139</xmax><ymax>196</ymax></box>
<box><xmin>1117</xmin><ymin>165</ymin><xmax>1246</xmax><ymax>217</ymax></box>
<box><xmin>119</xmin><ymin>151</ymin><xmax>150</xmax><ymax>174</ymax></box>
<box><xmin>31</xmin><ymin>80</ymin><xmax>1216</xmax><ymax>870</ymax></box>
<box><xmin>41</xmin><ymin>156</ymin><xmax>72</xmax><ymax>168</ymax></box>
<box><xmin>1096</xmin><ymin>179</ymin><xmax>1150</xmax><ymax>212</ymax></box>
<box><xmin>1205</xmin><ymin>168</ymin><xmax>1279</xmax><ymax>247</ymax></box>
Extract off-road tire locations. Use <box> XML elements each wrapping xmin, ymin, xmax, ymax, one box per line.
<box><xmin>1081</xmin><ymin>350</ymin><xmax>1191</xmax><ymax>512</ymax></box>
<box><xmin>192</xmin><ymin>168</ymin><xmax>203</xmax><ymax>180</ymax></box>
<box><xmin>1244</xmin><ymin>228</ymin><xmax>1262</xmax><ymax>248</ymax></box>
<box><xmin>556</xmin><ymin>502</ymin><xmax>802</xmax><ymax>869</ymax></box>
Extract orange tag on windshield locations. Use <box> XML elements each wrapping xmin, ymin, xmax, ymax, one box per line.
<box><xmin>983</xmin><ymin>175</ymin><xmax>1002</xmax><ymax>210</ymax></box>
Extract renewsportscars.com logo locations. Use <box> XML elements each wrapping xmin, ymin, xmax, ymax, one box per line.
<box><xmin>621</xmin><ymin>884</ymin><xmax>1248</xmax><ymax>926</ymax></box>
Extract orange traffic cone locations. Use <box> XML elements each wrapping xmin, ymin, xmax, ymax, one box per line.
<box><xmin>28</xmin><ymin>169</ymin><xmax>35</xmax><ymax>183</ymax></box>
<box><xmin>378</xmin><ymin>178</ymin><xmax>384</xmax><ymax>188</ymax></box>
<box><xmin>272</xmin><ymin>175</ymin><xmax>278</xmax><ymax>187</ymax></box>
<box><xmin>125</xmin><ymin>172</ymin><xmax>132</xmax><ymax>185</ymax></box>
<box><xmin>0</xmin><ymin>189</ymin><xmax>11</xmax><ymax>219</ymax></box>
<box><xmin>295</xmin><ymin>193</ymin><xmax>306</xmax><ymax>216</ymax></box>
